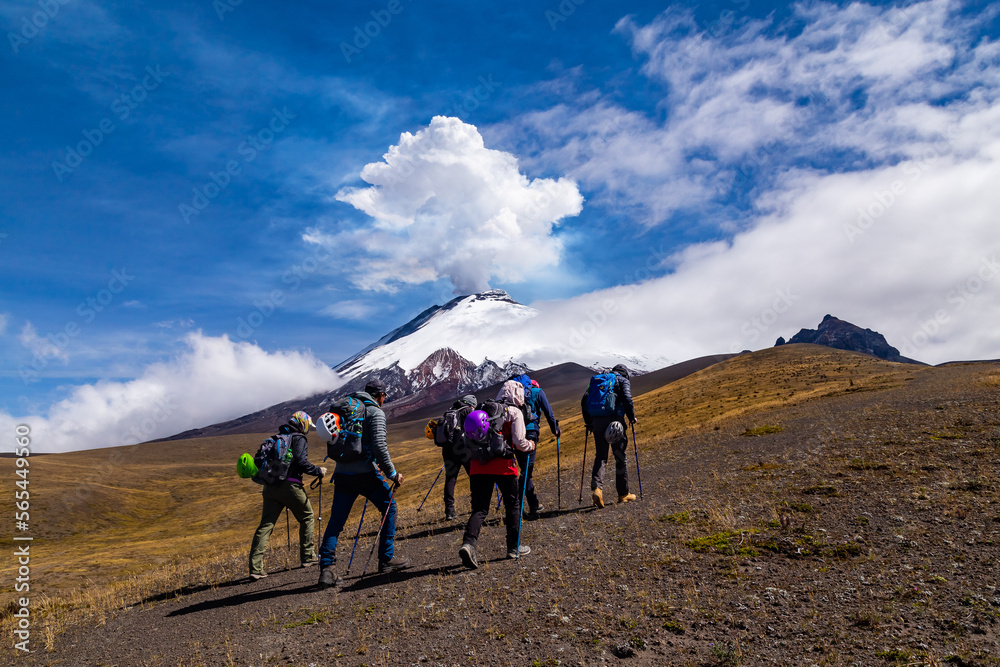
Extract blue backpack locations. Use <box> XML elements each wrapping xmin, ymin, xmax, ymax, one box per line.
<box><xmin>585</xmin><ymin>373</ymin><xmax>618</xmax><ymax>417</ymax></box>
<box><xmin>325</xmin><ymin>395</ymin><xmax>369</xmax><ymax>463</ymax></box>
<box><xmin>525</xmin><ymin>386</ymin><xmax>542</xmax><ymax>431</ymax></box>
<box><xmin>254</xmin><ymin>433</ymin><xmax>295</xmax><ymax>484</ymax></box>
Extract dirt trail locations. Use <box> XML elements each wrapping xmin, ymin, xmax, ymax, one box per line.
<box><xmin>16</xmin><ymin>363</ymin><xmax>1000</xmax><ymax>666</ymax></box>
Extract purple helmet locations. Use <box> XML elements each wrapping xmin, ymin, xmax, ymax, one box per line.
<box><xmin>464</xmin><ymin>409</ymin><xmax>490</xmax><ymax>441</ymax></box>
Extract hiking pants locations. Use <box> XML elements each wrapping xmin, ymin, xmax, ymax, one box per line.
<box><xmin>443</xmin><ymin>455</ymin><xmax>470</xmax><ymax>516</ymax></box>
<box><xmin>462</xmin><ymin>474</ymin><xmax>520</xmax><ymax>551</ymax></box>
<box><xmin>249</xmin><ymin>480</ymin><xmax>315</xmax><ymax>575</ymax></box>
<box><xmin>591</xmin><ymin>417</ymin><xmax>630</xmax><ymax>497</ymax></box>
<box><xmin>318</xmin><ymin>472</ymin><xmax>396</xmax><ymax>569</ymax></box>
<box><xmin>516</xmin><ymin>434</ymin><xmax>539</xmax><ymax>513</ymax></box>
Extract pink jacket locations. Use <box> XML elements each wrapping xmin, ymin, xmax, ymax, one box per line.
<box><xmin>470</xmin><ymin>380</ymin><xmax>535</xmax><ymax>476</ymax></box>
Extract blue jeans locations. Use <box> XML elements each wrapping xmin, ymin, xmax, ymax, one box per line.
<box><xmin>318</xmin><ymin>472</ymin><xmax>396</xmax><ymax>569</ymax></box>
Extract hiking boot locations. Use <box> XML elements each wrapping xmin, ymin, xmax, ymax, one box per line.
<box><xmin>318</xmin><ymin>567</ymin><xmax>339</xmax><ymax>590</ymax></box>
<box><xmin>299</xmin><ymin>556</ymin><xmax>319</xmax><ymax>568</ymax></box>
<box><xmin>378</xmin><ymin>555</ymin><xmax>411</xmax><ymax>574</ymax></box>
<box><xmin>507</xmin><ymin>545</ymin><xmax>531</xmax><ymax>559</ymax></box>
<box><xmin>249</xmin><ymin>572</ymin><xmax>268</xmax><ymax>581</ymax></box>
<box><xmin>592</xmin><ymin>488</ymin><xmax>604</xmax><ymax>508</ymax></box>
<box><xmin>445</xmin><ymin>511</ymin><xmax>457</xmax><ymax>520</ymax></box>
<box><xmin>618</xmin><ymin>493</ymin><xmax>637</xmax><ymax>503</ymax></box>
<box><xmin>459</xmin><ymin>543</ymin><xmax>478</xmax><ymax>570</ymax></box>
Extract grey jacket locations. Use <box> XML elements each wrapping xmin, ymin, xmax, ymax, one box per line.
<box><xmin>333</xmin><ymin>391</ymin><xmax>398</xmax><ymax>480</ymax></box>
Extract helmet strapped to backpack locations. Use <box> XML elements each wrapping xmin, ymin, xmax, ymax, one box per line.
<box><xmin>324</xmin><ymin>395</ymin><xmax>370</xmax><ymax>463</ymax></box>
<box><xmin>464</xmin><ymin>401</ymin><xmax>513</xmax><ymax>462</ymax></box>
<box><xmin>316</xmin><ymin>411</ymin><xmax>342</xmax><ymax>443</ymax></box>
<box><xmin>237</xmin><ymin>452</ymin><xmax>259</xmax><ymax>479</ymax></box>
<box><xmin>425</xmin><ymin>419</ymin><xmax>438</xmax><ymax>440</ymax></box>
<box><xmin>604</xmin><ymin>420</ymin><xmax>626</xmax><ymax>445</ymax></box>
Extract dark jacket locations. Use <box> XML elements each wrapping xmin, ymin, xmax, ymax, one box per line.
<box><xmin>334</xmin><ymin>391</ymin><xmax>397</xmax><ymax>481</ymax></box>
<box><xmin>580</xmin><ymin>371</ymin><xmax>635</xmax><ymax>426</ymax></box>
<box><xmin>525</xmin><ymin>386</ymin><xmax>558</xmax><ymax>434</ymax></box>
<box><xmin>277</xmin><ymin>423</ymin><xmax>323</xmax><ymax>481</ymax></box>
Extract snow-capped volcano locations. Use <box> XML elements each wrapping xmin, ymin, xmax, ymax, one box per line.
<box><xmin>336</xmin><ymin>289</ymin><xmax>670</xmax><ymax>384</ymax></box>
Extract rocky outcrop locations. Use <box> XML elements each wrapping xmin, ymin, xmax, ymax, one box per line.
<box><xmin>775</xmin><ymin>314</ymin><xmax>919</xmax><ymax>363</ymax></box>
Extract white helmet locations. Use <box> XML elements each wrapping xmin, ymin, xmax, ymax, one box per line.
<box><xmin>316</xmin><ymin>412</ymin><xmax>341</xmax><ymax>443</ymax></box>
<box><xmin>604</xmin><ymin>421</ymin><xmax>626</xmax><ymax>445</ymax></box>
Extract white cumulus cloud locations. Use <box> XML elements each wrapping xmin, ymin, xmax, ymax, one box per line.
<box><xmin>308</xmin><ymin>115</ymin><xmax>583</xmax><ymax>294</ymax></box>
<box><xmin>0</xmin><ymin>332</ymin><xmax>342</xmax><ymax>453</ymax></box>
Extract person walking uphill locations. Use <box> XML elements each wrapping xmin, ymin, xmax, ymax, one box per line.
<box><xmin>440</xmin><ymin>394</ymin><xmax>478</xmax><ymax>520</ymax></box>
<box><xmin>248</xmin><ymin>411</ymin><xmax>327</xmax><ymax>580</ymax></box>
<box><xmin>512</xmin><ymin>376</ymin><xmax>560</xmax><ymax>520</ymax></box>
<box><xmin>458</xmin><ymin>380</ymin><xmax>535</xmax><ymax>569</ymax></box>
<box><xmin>581</xmin><ymin>364</ymin><xmax>637</xmax><ymax>508</ymax></box>
<box><xmin>317</xmin><ymin>379</ymin><xmax>410</xmax><ymax>589</ymax></box>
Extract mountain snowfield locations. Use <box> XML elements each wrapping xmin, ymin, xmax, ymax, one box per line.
<box><xmin>336</xmin><ymin>289</ymin><xmax>673</xmax><ymax>380</ymax></box>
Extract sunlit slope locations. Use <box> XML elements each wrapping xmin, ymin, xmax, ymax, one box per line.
<box><xmin>0</xmin><ymin>343</ymin><xmax>923</xmax><ymax>607</ymax></box>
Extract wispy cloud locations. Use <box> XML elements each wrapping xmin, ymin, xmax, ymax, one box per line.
<box><xmin>19</xmin><ymin>321</ymin><xmax>69</xmax><ymax>362</ymax></box>
<box><xmin>319</xmin><ymin>300</ymin><xmax>378</xmax><ymax>321</ymax></box>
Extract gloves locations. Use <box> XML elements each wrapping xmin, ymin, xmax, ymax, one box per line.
<box><xmin>553</xmin><ymin>423</ymin><xmax>561</xmax><ymax>438</ymax></box>
<box><xmin>318</xmin><ymin>466</ymin><xmax>328</xmax><ymax>477</ymax></box>
<box><xmin>630</xmin><ymin>417</ymin><xmax>638</xmax><ymax>426</ymax></box>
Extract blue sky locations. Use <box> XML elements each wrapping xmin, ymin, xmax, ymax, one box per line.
<box><xmin>3</xmin><ymin>0</ymin><xmax>1000</xmax><ymax>450</ymax></box>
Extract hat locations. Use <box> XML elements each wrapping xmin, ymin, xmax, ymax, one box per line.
<box><xmin>365</xmin><ymin>378</ymin><xmax>387</xmax><ymax>395</ymax></box>
<box><xmin>611</xmin><ymin>364</ymin><xmax>630</xmax><ymax>378</ymax></box>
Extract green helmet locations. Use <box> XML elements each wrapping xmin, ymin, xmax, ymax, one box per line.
<box><xmin>237</xmin><ymin>452</ymin><xmax>259</xmax><ymax>479</ymax></box>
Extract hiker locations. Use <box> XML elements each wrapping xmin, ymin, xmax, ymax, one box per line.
<box><xmin>458</xmin><ymin>379</ymin><xmax>535</xmax><ymax>569</ymax></box>
<box><xmin>512</xmin><ymin>376</ymin><xmax>560</xmax><ymax>520</ymax></box>
<box><xmin>248</xmin><ymin>411</ymin><xmax>327</xmax><ymax>580</ymax></box>
<box><xmin>439</xmin><ymin>394</ymin><xmax>478</xmax><ymax>520</ymax></box>
<box><xmin>317</xmin><ymin>379</ymin><xmax>410</xmax><ymax>589</ymax></box>
<box><xmin>581</xmin><ymin>364</ymin><xmax>637</xmax><ymax>507</ymax></box>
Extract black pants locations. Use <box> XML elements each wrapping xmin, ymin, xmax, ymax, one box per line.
<box><xmin>515</xmin><ymin>434</ymin><xmax>539</xmax><ymax>512</ymax></box>
<box><xmin>591</xmin><ymin>416</ymin><xmax>630</xmax><ymax>497</ymax></box>
<box><xmin>443</xmin><ymin>455</ymin><xmax>470</xmax><ymax>515</ymax></box>
<box><xmin>462</xmin><ymin>474</ymin><xmax>520</xmax><ymax>551</ymax></box>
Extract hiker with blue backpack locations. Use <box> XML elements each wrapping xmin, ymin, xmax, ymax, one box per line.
<box><xmin>244</xmin><ymin>411</ymin><xmax>327</xmax><ymax>581</ymax></box>
<box><xmin>509</xmin><ymin>375</ymin><xmax>560</xmax><ymax>520</ymax></box>
<box><xmin>581</xmin><ymin>364</ymin><xmax>637</xmax><ymax>508</ymax></box>
<box><xmin>458</xmin><ymin>379</ymin><xmax>536</xmax><ymax>568</ymax></box>
<box><xmin>316</xmin><ymin>379</ymin><xmax>411</xmax><ymax>589</ymax></box>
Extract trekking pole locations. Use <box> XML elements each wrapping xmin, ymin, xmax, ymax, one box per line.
<box><xmin>310</xmin><ymin>475</ymin><xmax>323</xmax><ymax>552</ymax></box>
<box><xmin>556</xmin><ymin>435</ymin><xmax>562</xmax><ymax>509</ymax></box>
<box><xmin>285</xmin><ymin>507</ymin><xmax>291</xmax><ymax>570</ymax></box>
<box><xmin>495</xmin><ymin>483</ymin><xmax>502</xmax><ymax>510</ymax></box>
<box><xmin>362</xmin><ymin>483</ymin><xmax>398</xmax><ymax>578</ymax></box>
<box><xmin>578</xmin><ymin>427</ymin><xmax>589</xmax><ymax>504</ymax></box>
<box><xmin>346</xmin><ymin>499</ymin><xmax>369</xmax><ymax>575</ymax></box>
<box><xmin>515</xmin><ymin>453</ymin><xmax>532</xmax><ymax>560</ymax></box>
<box><xmin>631</xmin><ymin>423</ymin><xmax>643</xmax><ymax>500</ymax></box>
<box><xmin>417</xmin><ymin>464</ymin><xmax>445</xmax><ymax>512</ymax></box>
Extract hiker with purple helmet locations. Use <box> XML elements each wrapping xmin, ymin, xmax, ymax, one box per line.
<box><xmin>458</xmin><ymin>380</ymin><xmax>535</xmax><ymax>569</ymax></box>
<box><xmin>248</xmin><ymin>411</ymin><xmax>327</xmax><ymax>580</ymax></box>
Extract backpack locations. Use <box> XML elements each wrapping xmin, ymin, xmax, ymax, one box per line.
<box><xmin>467</xmin><ymin>399</ymin><xmax>513</xmax><ymax>462</ymax></box>
<box><xmin>524</xmin><ymin>386</ymin><xmax>542</xmax><ymax>431</ymax></box>
<box><xmin>503</xmin><ymin>376</ymin><xmax>537</xmax><ymax>427</ymax></box>
<box><xmin>434</xmin><ymin>406</ymin><xmax>472</xmax><ymax>447</ymax></box>
<box><xmin>253</xmin><ymin>433</ymin><xmax>295</xmax><ymax>484</ymax></box>
<box><xmin>586</xmin><ymin>373</ymin><xmax>618</xmax><ymax>417</ymax></box>
<box><xmin>325</xmin><ymin>395</ymin><xmax>369</xmax><ymax>463</ymax></box>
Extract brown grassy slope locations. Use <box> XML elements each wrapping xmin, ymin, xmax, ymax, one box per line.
<box><xmin>0</xmin><ymin>345</ymin><xmax>921</xmax><ymax>617</ymax></box>
<box><xmin>10</xmin><ymin>351</ymin><xmax>1000</xmax><ymax>666</ymax></box>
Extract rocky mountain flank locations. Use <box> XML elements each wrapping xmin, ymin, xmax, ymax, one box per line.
<box><xmin>775</xmin><ymin>314</ymin><xmax>922</xmax><ymax>364</ymax></box>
